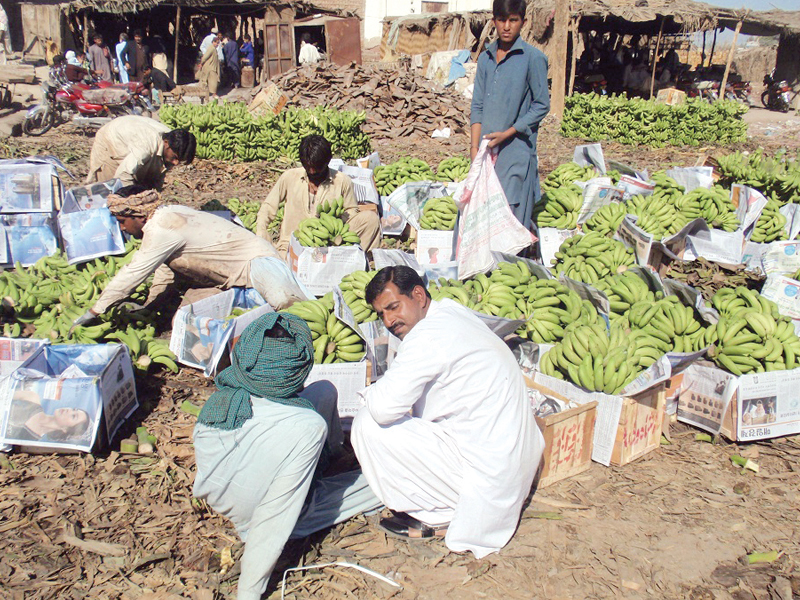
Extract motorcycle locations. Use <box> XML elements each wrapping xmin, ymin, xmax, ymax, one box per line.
<box><xmin>762</xmin><ymin>70</ymin><xmax>792</xmax><ymax>113</ymax></box>
<box><xmin>23</xmin><ymin>78</ymin><xmax>135</xmax><ymax>136</ymax></box>
<box><xmin>574</xmin><ymin>74</ymin><xmax>608</xmax><ymax>96</ymax></box>
<box><xmin>725</xmin><ymin>80</ymin><xmax>753</xmax><ymax>106</ymax></box>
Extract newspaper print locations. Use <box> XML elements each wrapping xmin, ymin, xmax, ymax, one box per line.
<box><xmin>677</xmin><ymin>362</ymin><xmax>735</xmax><ymax>434</ymax></box>
<box><xmin>737</xmin><ymin>368</ymin><xmax>800</xmax><ymax>441</ymax></box>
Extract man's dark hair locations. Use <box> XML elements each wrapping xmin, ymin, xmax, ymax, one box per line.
<box><xmin>120</xmin><ymin>32</ymin><xmax>129</xmax><ymax>41</ymax></box>
<box><xmin>299</xmin><ymin>135</ymin><xmax>332</xmax><ymax>170</ymax></box>
<box><xmin>133</xmin><ymin>28</ymin><xmax>144</xmax><ymax>38</ymax></box>
<box><xmin>116</xmin><ymin>184</ymin><xmax>149</xmax><ymax>198</ymax></box>
<box><xmin>52</xmin><ymin>54</ymin><xmax>64</xmax><ymax>66</ymax></box>
<box><xmin>163</xmin><ymin>129</ymin><xmax>197</xmax><ymax>163</ymax></box>
<box><xmin>301</xmin><ymin>33</ymin><xmax>312</xmax><ymax>44</ymax></box>
<box><xmin>243</xmin><ymin>33</ymin><xmax>251</xmax><ymax>41</ymax></box>
<box><xmin>365</xmin><ymin>266</ymin><xmax>431</xmax><ymax>306</ymax></box>
<box><xmin>91</xmin><ymin>31</ymin><xmax>102</xmax><ymax>41</ymax></box>
<box><xmin>493</xmin><ymin>0</ymin><xmax>527</xmax><ymax>19</ymax></box>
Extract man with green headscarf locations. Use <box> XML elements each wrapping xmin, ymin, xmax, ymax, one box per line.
<box><xmin>192</xmin><ymin>312</ymin><xmax>381</xmax><ymax>600</ymax></box>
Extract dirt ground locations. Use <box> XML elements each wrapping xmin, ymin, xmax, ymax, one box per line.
<box><xmin>1</xmin><ymin>111</ymin><xmax>800</xmax><ymax>600</ymax></box>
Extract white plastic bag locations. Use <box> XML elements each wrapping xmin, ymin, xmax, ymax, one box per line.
<box><xmin>454</xmin><ymin>141</ymin><xmax>535</xmax><ymax>279</ymax></box>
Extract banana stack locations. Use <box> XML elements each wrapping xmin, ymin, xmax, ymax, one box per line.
<box><xmin>374</xmin><ymin>158</ymin><xmax>435</xmax><ymax>196</ymax></box>
<box><xmin>294</xmin><ymin>214</ymin><xmax>361</xmax><ymax>247</ymax></box>
<box><xmin>551</xmin><ymin>232</ymin><xmax>636</xmax><ymax>285</ymax></box>
<box><xmin>436</xmin><ymin>157</ymin><xmax>470</xmax><ymax>182</ymax></box>
<box><xmin>339</xmin><ymin>271</ymin><xmax>378</xmax><ymax>323</ymax></box>
<box><xmin>227</xmin><ymin>197</ymin><xmax>262</xmax><ymax>233</ymax></box>
<box><xmin>419</xmin><ymin>196</ymin><xmax>458</xmax><ymax>230</ymax></box>
<box><xmin>281</xmin><ymin>296</ymin><xmax>366</xmax><ymax>363</ymax></box>
<box><xmin>541</xmin><ymin>162</ymin><xmax>597</xmax><ymax>192</ymax></box>
<box><xmin>532</xmin><ymin>184</ymin><xmax>583</xmax><ymax>230</ymax></box>
<box><xmin>626</xmin><ymin>296</ymin><xmax>707</xmax><ymax>353</ymax></box>
<box><xmin>106</xmin><ymin>325</ymin><xmax>179</xmax><ymax>373</ymax></box>
<box><xmin>650</xmin><ymin>171</ymin><xmax>685</xmax><ymax>204</ymax></box>
<box><xmin>582</xmin><ymin>202</ymin><xmax>627</xmax><ymax>237</ymax></box>
<box><xmin>625</xmin><ymin>194</ymin><xmax>687</xmax><ymax>239</ymax></box>
<box><xmin>706</xmin><ymin>287</ymin><xmax>800</xmax><ymax>374</ymax></box>
<box><xmin>593</xmin><ymin>271</ymin><xmax>658</xmax><ymax>321</ymax></box>
<box><xmin>676</xmin><ymin>186</ymin><xmax>739</xmax><ymax>232</ymax></box>
<box><xmin>317</xmin><ymin>196</ymin><xmax>345</xmax><ymax>218</ymax></box>
<box><xmin>750</xmin><ymin>198</ymin><xmax>788</xmax><ymax>243</ymax></box>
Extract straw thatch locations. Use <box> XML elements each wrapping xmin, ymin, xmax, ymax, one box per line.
<box><xmin>66</xmin><ymin>0</ymin><xmax>338</xmax><ymax>16</ymax></box>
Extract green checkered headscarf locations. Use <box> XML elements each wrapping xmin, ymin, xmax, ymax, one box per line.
<box><xmin>198</xmin><ymin>312</ymin><xmax>315</xmax><ymax>430</ymax></box>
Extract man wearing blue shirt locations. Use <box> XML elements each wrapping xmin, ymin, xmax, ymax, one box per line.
<box><xmin>470</xmin><ymin>0</ymin><xmax>550</xmax><ymax>229</ymax></box>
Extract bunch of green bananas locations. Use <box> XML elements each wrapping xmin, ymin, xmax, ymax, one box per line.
<box><xmin>339</xmin><ymin>270</ymin><xmax>378</xmax><ymax>323</ymax></box>
<box><xmin>227</xmin><ymin>197</ymin><xmax>262</xmax><ymax>233</ymax></box>
<box><xmin>294</xmin><ymin>214</ymin><xmax>361</xmax><ymax>247</ymax></box>
<box><xmin>551</xmin><ymin>232</ymin><xmax>636</xmax><ymax>285</ymax></box>
<box><xmin>541</xmin><ymin>162</ymin><xmax>596</xmax><ymax>191</ymax></box>
<box><xmin>676</xmin><ymin>186</ymin><xmax>739</xmax><ymax>232</ymax></box>
<box><xmin>560</xmin><ymin>94</ymin><xmax>747</xmax><ymax>148</ymax></box>
<box><xmin>716</xmin><ymin>150</ymin><xmax>800</xmax><ymax>204</ymax></box>
<box><xmin>651</xmin><ymin>172</ymin><xmax>685</xmax><ymax>202</ymax></box>
<box><xmin>533</xmin><ymin>184</ymin><xmax>583</xmax><ymax>229</ymax></box>
<box><xmin>317</xmin><ymin>196</ymin><xmax>345</xmax><ymax>218</ymax></box>
<box><xmin>583</xmin><ymin>202</ymin><xmax>627</xmax><ymax>237</ymax></box>
<box><xmin>750</xmin><ymin>198</ymin><xmax>788</xmax><ymax>243</ymax></box>
<box><xmin>626</xmin><ymin>194</ymin><xmax>688</xmax><ymax>239</ymax></box>
<box><xmin>436</xmin><ymin>157</ymin><xmax>470</xmax><ymax>182</ymax></box>
<box><xmin>625</xmin><ymin>296</ymin><xmax>707</xmax><ymax>353</ymax></box>
<box><xmin>594</xmin><ymin>271</ymin><xmax>657</xmax><ymax>320</ymax></box>
<box><xmin>280</xmin><ymin>295</ymin><xmax>366</xmax><ymax>363</ymax></box>
<box><xmin>706</xmin><ymin>288</ymin><xmax>800</xmax><ymax>374</ymax></box>
<box><xmin>792</xmin><ymin>268</ymin><xmax>800</xmax><ymax>281</ymax></box>
<box><xmin>373</xmin><ymin>158</ymin><xmax>435</xmax><ymax>196</ymax></box>
<box><xmin>107</xmin><ymin>326</ymin><xmax>179</xmax><ymax>373</ymax></box>
<box><xmin>419</xmin><ymin>196</ymin><xmax>458</xmax><ymax>230</ymax></box>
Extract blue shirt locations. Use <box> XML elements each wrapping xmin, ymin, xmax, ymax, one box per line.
<box><xmin>471</xmin><ymin>37</ymin><xmax>550</xmax><ymax>156</ymax></box>
<box><xmin>240</xmin><ymin>42</ymin><xmax>255</xmax><ymax>65</ymax></box>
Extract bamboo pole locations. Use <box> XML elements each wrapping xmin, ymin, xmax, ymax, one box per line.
<box><xmin>708</xmin><ymin>28</ymin><xmax>717</xmax><ymax>66</ymax></box>
<box><xmin>649</xmin><ymin>17</ymin><xmax>664</xmax><ymax>99</ymax></box>
<box><xmin>261</xmin><ymin>5</ymin><xmax>268</xmax><ymax>83</ymax></box>
<box><xmin>82</xmin><ymin>12</ymin><xmax>89</xmax><ymax>51</ymax></box>
<box><xmin>173</xmin><ymin>3</ymin><xmax>181</xmax><ymax>82</ymax></box>
<box><xmin>568</xmin><ymin>16</ymin><xmax>580</xmax><ymax>96</ymax></box>
<box><xmin>719</xmin><ymin>18</ymin><xmax>744</xmax><ymax>102</ymax></box>
<box><xmin>550</xmin><ymin>0</ymin><xmax>570</xmax><ymax>118</ymax></box>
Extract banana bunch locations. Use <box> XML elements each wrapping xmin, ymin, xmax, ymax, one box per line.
<box><xmin>106</xmin><ymin>325</ymin><xmax>179</xmax><ymax>373</ymax></box>
<box><xmin>750</xmin><ymin>198</ymin><xmax>788</xmax><ymax>243</ymax></box>
<box><xmin>711</xmin><ymin>286</ymin><xmax>779</xmax><ymax>320</ymax></box>
<box><xmin>533</xmin><ymin>184</ymin><xmax>583</xmax><ymax>229</ymax></box>
<box><xmin>539</xmin><ymin>322</ymin><xmax>648</xmax><ymax>395</ymax></box>
<box><xmin>419</xmin><ymin>196</ymin><xmax>458</xmax><ymax>230</ymax></box>
<box><xmin>317</xmin><ymin>196</ymin><xmax>345</xmax><ymax>218</ymax></box>
<box><xmin>541</xmin><ymin>162</ymin><xmax>597</xmax><ymax>191</ymax></box>
<box><xmin>551</xmin><ymin>232</ymin><xmax>636</xmax><ymax>285</ymax></box>
<box><xmin>593</xmin><ymin>271</ymin><xmax>658</xmax><ymax>320</ymax></box>
<box><xmin>716</xmin><ymin>150</ymin><xmax>800</xmax><ymax>205</ymax></box>
<box><xmin>582</xmin><ymin>202</ymin><xmax>627</xmax><ymax>237</ymax></box>
<box><xmin>227</xmin><ymin>197</ymin><xmax>262</xmax><ymax>233</ymax></box>
<box><xmin>626</xmin><ymin>194</ymin><xmax>688</xmax><ymax>239</ymax></box>
<box><xmin>281</xmin><ymin>296</ymin><xmax>366</xmax><ymax>363</ymax></box>
<box><xmin>339</xmin><ymin>270</ymin><xmax>378</xmax><ymax>323</ymax></box>
<box><xmin>792</xmin><ymin>268</ymin><xmax>800</xmax><ymax>281</ymax></box>
<box><xmin>650</xmin><ymin>171</ymin><xmax>686</xmax><ymax>203</ymax></box>
<box><xmin>374</xmin><ymin>158</ymin><xmax>435</xmax><ymax>196</ymax></box>
<box><xmin>626</xmin><ymin>296</ymin><xmax>707</xmax><ymax>353</ymax></box>
<box><xmin>294</xmin><ymin>214</ymin><xmax>361</xmax><ymax>247</ymax></box>
<box><xmin>436</xmin><ymin>157</ymin><xmax>470</xmax><ymax>182</ymax></box>
<box><xmin>706</xmin><ymin>310</ymin><xmax>800</xmax><ymax>375</ymax></box>
<box><xmin>1</xmin><ymin>323</ymin><xmax>22</xmax><ymax>337</ymax></box>
<box><xmin>428</xmin><ymin>278</ymin><xmax>475</xmax><ymax>308</ymax></box>
<box><xmin>676</xmin><ymin>186</ymin><xmax>739</xmax><ymax>232</ymax></box>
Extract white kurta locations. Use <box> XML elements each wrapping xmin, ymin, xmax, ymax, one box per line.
<box><xmin>351</xmin><ymin>299</ymin><xmax>544</xmax><ymax>558</ymax></box>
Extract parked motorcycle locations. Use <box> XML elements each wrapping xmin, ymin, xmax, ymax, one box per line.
<box><xmin>762</xmin><ymin>70</ymin><xmax>793</xmax><ymax>113</ymax></box>
<box><xmin>23</xmin><ymin>78</ymin><xmax>134</xmax><ymax>136</ymax></box>
<box><xmin>725</xmin><ymin>80</ymin><xmax>753</xmax><ymax>105</ymax></box>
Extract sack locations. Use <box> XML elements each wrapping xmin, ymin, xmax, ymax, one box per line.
<box><xmin>454</xmin><ymin>141</ymin><xmax>535</xmax><ymax>279</ymax></box>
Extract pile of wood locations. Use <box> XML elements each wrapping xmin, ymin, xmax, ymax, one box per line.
<box><xmin>273</xmin><ymin>62</ymin><xmax>471</xmax><ymax>140</ymax></box>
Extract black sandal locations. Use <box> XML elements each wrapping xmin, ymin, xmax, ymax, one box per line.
<box><xmin>378</xmin><ymin>512</ymin><xmax>448</xmax><ymax>539</ymax></box>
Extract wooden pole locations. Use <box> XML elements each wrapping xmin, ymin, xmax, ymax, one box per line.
<box><xmin>708</xmin><ymin>28</ymin><xmax>717</xmax><ymax>67</ymax></box>
<box><xmin>83</xmin><ymin>11</ymin><xmax>89</xmax><ymax>51</ymax></box>
<box><xmin>550</xmin><ymin>0</ymin><xmax>570</xmax><ymax>118</ymax></box>
<box><xmin>261</xmin><ymin>6</ymin><xmax>268</xmax><ymax>83</ymax></box>
<box><xmin>568</xmin><ymin>16</ymin><xmax>580</xmax><ymax>96</ymax></box>
<box><xmin>649</xmin><ymin>17</ymin><xmax>664</xmax><ymax>99</ymax></box>
<box><xmin>173</xmin><ymin>3</ymin><xmax>181</xmax><ymax>82</ymax></box>
<box><xmin>719</xmin><ymin>18</ymin><xmax>744</xmax><ymax>102</ymax></box>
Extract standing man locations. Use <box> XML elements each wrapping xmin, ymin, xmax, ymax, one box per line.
<box><xmin>240</xmin><ymin>33</ymin><xmax>255</xmax><ymax>67</ymax></box>
<box><xmin>256</xmin><ymin>135</ymin><xmax>381</xmax><ymax>255</ymax></box>
<box><xmin>298</xmin><ymin>33</ymin><xmax>320</xmax><ymax>65</ymax></box>
<box><xmin>0</xmin><ymin>3</ymin><xmax>11</xmax><ymax>65</ymax></box>
<box><xmin>222</xmin><ymin>32</ymin><xmax>240</xmax><ymax>88</ymax></box>
<box><xmin>470</xmin><ymin>0</ymin><xmax>549</xmax><ymax>229</ymax></box>
<box><xmin>197</xmin><ymin>35</ymin><xmax>220</xmax><ymax>99</ymax></box>
<box><xmin>122</xmin><ymin>29</ymin><xmax>150</xmax><ymax>82</ymax></box>
<box><xmin>87</xmin><ymin>32</ymin><xmax>113</xmax><ymax>82</ymax></box>
<box><xmin>85</xmin><ymin>115</ymin><xmax>195</xmax><ymax>189</ymax></box>
<box><xmin>116</xmin><ymin>33</ymin><xmax>130</xmax><ymax>83</ymax></box>
<box><xmin>351</xmin><ymin>266</ymin><xmax>543</xmax><ymax>554</ymax></box>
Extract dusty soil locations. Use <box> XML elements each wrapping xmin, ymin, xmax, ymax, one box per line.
<box><xmin>1</xmin><ymin>110</ymin><xmax>800</xmax><ymax>600</ymax></box>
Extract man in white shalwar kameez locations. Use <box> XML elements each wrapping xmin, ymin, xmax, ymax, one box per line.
<box><xmin>351</xmin><ymin>266</ymin><xmax>544</xmax><ymax>557</ymax></box>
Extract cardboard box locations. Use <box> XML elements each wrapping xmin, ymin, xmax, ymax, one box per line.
<box><xmin>0</xmin><ymin>343</ymin><xmax>137</xmax><ymax>453</ymax></box>
<box><xmin>248</xmin><ymin>82</ymin><xmax>288</xmax><ymax>117</ymax></box>
<box><xmin>287</xmin><ymin>234</ymin><xmax>367</xmax><ymax>297</ymax></box>
<box><xmin>655</xmin><ymin>87</ymin><xmax>687</xmax><ymax>106</ymax></box>
<box><xmin>536</xmin><ymin>401</ymin><xmax>597</xmax><ymax>488</ymax></box>
<box><xmin>610</xmin><ymin>385</ymin><xmax>666</xmax><ymax>466</ymax></box>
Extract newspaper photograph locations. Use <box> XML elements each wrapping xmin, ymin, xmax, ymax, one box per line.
<box><xmin>762</xmin><ymin>241</ymin><xmax>800</xmax><ymax>276</ymax></box>
<box><xmin>170</xmin><ymin>291</ymin><xmax>238</xmax><ymax>374</ymax></box>
<box><xmin>760</xmin><ymin>275</ymin><xmax>800</xmax><ymax>321</ymax></box>
<box><xmin>416</xmin><ymin>230</ymin><xmax>456</xmax><ymax>265</ymax></box>
<box><xmin>616</xmin><ymin>215</ymin><xmax>654</xmax><ymax>266</ymax></box>
<box><xmin>617</xmin><ymin>175</ymin><xmax>654</xmax><ymax>201</ymax></box>
<box><xmin>62</xmin><ymin>179</ymin><xmax>123</xmax><ymax>213</ymax></box>
<box><xmin>577</xmin><ymin>179</ymin><xmax>624</xmax><ymax>224</ymax></box>
<box><xmin>538</xmin><ymin>227</ymin><xmax>577</xmax><ymax>266</ymax></box>
<box><xmin>0</xmin><ymin>162</ymin><xmax>56</xmax><ymax>213</ymax></box>
<box><xmin>288</xmin><ymin>235</ymin><xmax>368</xmax><ymax>296</ymax></box>
<box><xmin>4</xmin><ymin>215</ymin><xmax>59</xmax><ymax>267</ymax></box>
<box><xmin>58</xmin><ymin>208</ymin><xmax>126</xmax><ymax>265</ymax></box>
<box><xmin>0</xmin><ymin>338</ymin><xmax>48</xmax><ymax>377</ymax></box>
<box><xmin>379</xmin><ymin>196</ymin><xmax>407</xmax><ymax>236</ymax></box>
<box><xmin>737</xmin><ymin>368</ymin><xmax>800</xmax><ymax>441</ymax></box>
<box><xmin>677</xmin><ymin>362</ymin><xmax>735</xmax><ymax>434</ymax></box>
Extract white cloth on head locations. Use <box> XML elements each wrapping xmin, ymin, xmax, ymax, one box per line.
<box><xmin>351</xmin><ymin>298</ymin><xmax>544</xmax><ymax>558</ymax></box>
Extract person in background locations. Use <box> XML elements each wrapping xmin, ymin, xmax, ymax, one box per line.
<box><xmin>257</xmin><ymin>135</ymin><xmax>381</xmax><ymax>255</ymax></box>
<box><xmin>298</xmin><ymin>33</ymin><xmax>320</xmax><ymax>65</ymax></box>
<box><xmin>222</xmin><ymin>32</ymin><xmax>240</xmax><ymax>88</ymax></box>
<box><xmin>122</xmin><ymin>29</ymin><xmax>150</xmax><ymax>82</ymax></box>
<box><xmin>240</xmin><ymin>33</ymin><xmax>255</xmax><ymax>67</ymax></box>
<box><xmin>116</xmin><ymin>33</ymin><xmax>129</xmax><ymax>83</ymax></box>
<box><xmin>198</xmin><ymin>35</ymin><xmax>221</xmax><ymax>99</ymax></box>
<box><xmin>87</xmin><ymin>32</ymin><xmax>113</xmax><ymax>82</ymax></box>
<box><xmin>470</xmin><ymin>0</ymin><xmax>550</xmax><ymax>230</ymax></box>
<box><xmin>0</xmin><ymin>3</ymin><xmax>11</xmax><ymax>65</ymax></box>
<box><xmin>143</xmin><ymin>64</ymin><xmax>176</xmax><ymax>93</ymax></box>
<box><xmin>199</xmin><ymin>27</ymin><xmax>218</xmax><ymax>59</ymax></box>
<box><xmin>61</xmin><ymin>52</ymin><xmax>91</xmax><ymax>83</ymax></box>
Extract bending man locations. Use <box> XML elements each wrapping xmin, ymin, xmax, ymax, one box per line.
<box><xmin>193</xmin><ymin>312</ymin><xmax>381</xmax><ymax>600</ymax></box>
<box><xmin>86</xmin><ymin>115</ymin><xmax>195</xmax><ymax>190</ymax></box>
<box><xmin>71</xmin><ymin>186</ymin><xmax>310</xmax><ymax>331</ymax></box>
<box><xmin>351</xmin><ymin>266</ymin><xmax>543</xmax><ymax>556</ymax></box>
<box><xmin>257</xmin><ymin>135</ymin><xmax>381</xmax><ymax>255</ymax></box>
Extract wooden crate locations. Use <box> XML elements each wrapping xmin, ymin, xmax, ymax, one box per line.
<box><xmin>610</xmin><ymin>384</ymin><xmax>666</xmax><ymax>466</ymax></box>
<box><xmin>535</xmin><ymin>401</ymin><xmax>597</xmax><ymax>488</ymax></box>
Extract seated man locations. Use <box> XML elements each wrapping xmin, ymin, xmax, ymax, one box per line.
<box><xmin>70</xmin><ymin>186</ymin><xmax>311</xmax><ymax>332</ymax></box>
<box><xmin>85</xmin><ymin>114</ymin><xmax>195</xmax><ymax>190</ymax></box>
<box><xmin>351</xmin><ymin>266</ymin><xmax>544</xmax><ymax>556</ymax></box>
<box><xmin>256</xmin><ymin>135</ymin><xmax>381</xmax><ymax>255</ymax></box>
<box><xmin>193</xmin><ymin>312</ymin><xmax>381</xmax><ymax>600</ymax></box>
